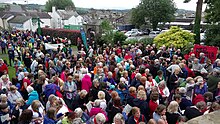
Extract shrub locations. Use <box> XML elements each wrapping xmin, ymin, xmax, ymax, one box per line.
<box><xmin>113</xmin><ymin>31</ymin><xmax>127</xmax><ymax>44</ymax></box>
<box><xmin>153</xmin><ymin>26</ymin><xmax>195</xmax><ymax>49</ymax></box>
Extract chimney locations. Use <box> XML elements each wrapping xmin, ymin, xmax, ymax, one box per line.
<box><xmin>52</xmin><ymin>6</ymin><xmax>56</xmax><ymax>12</ymax></box>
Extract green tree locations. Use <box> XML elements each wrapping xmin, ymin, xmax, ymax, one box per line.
<box><xmin>100</xmin><ymin>20</ymin><xmax>114</xmax><ymax>44</ymax></box>
<box><xmin>45</xmin><ymin>0</ymin><xmax>75</xmax><ymax>12</ymax></box>
<box><xmin>154</xmin><ymin>26</ymin><xmax>195</xmax><ymax>53</ymax></box>
<box><xmin>204</xmin><ymin>0</ymin><xmax>220</xmax><ymax>47</ymax></box>
<box><xmin>131</xmin><ymin>0</ymin><xmax>176</xmax><ymax>30</ymax></box>
<box><xmin>184</xmin><ymin>0</ymin><xmax>203</xmax><ymax>44</ymax></box>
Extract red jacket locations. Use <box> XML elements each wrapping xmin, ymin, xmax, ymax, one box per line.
<box><xmin>149</xmin><ymin>100</ymin><xmax>158</xmax><ymax>118</ymax></box>
<box><xmin>0</xmin><ymin>63</ymin><xmax>8</xmax><ymax>74</ymax></box>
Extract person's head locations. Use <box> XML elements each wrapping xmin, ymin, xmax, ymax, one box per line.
<box><xmin>129</xmin><ymin>86</ymin><xmax>136</xmax><ymax>95</ymax></box>
<box><xmin>167</xmin><ymin>101</ymin><xmax>179</xmax><ymax>113</ymax></box>
<box><xmin>210</xmin><ymin>102</ymin><xmax>220</xmax><ymax>112</ymax></box>
<box><xmin>95</xmin><ymin>113</ymin><xmax>106</xmax><ymax>124</ymax></box>
<box><xmin>66</xmin><ymin>112</ymin><xmax>76</xmax><ymax>121</ymax></box>
<box><xmin>158</xmin><ymin>81</ymin><xmax>166</xmax><ymax>89</ymax></box>
<box><xmin>47</xmin><ymin>107</ymin><xmax>57</xmax><ymax>120</ymax></box>
<box><xmin>132</xmin><ymin>107</ymin><xmax>141</xmax><ymax>118</ymax></box>
<box><xmin>93</xmin><ymin>79</ymin><xmax>100</xmax><ymax>88</ymax></box>
<box><xmin>31</xmin><ymin>100</ymin><xmax>41</xmax><ymax>112</ymax></box>
<box><xmin>0</xmin><ymin>103</ymin><xmax>9</xmax><ymax>113</ymax></box>
<box><xmin>113</xmin><ymin>113</ymin><xmax>125</xmax><ymax>124</ymax></box>
<box><xmin>173</xmin><ymin>94</ymin><xmax>182</xmax><ymax>104</ymax></box>
<box><xmin>108</xmin><ymin>72</ymin><xmax>113</xmax><ymax>78</ymax></box>
<box><xmin>0</xmin><ymin>94</ymin><xmax>7</xmax><ymax>103</ymax></box>
<box><xmin>137</xmin><ymin>85</ymin><xmax>145</xmax><ymax>91</ymax></box>
<box><xmin>178</xmin><ymin>87</ymin><xmax>186</xmax><ymax>96</ymax></box>
<box><xmin>1</xmin><ymin>75</ymin><xmax>8</xmax><ymax>82</ymax></box>
<box><xmin>26</xmin><ymin>86</ymin><xmax>34</xmax><ymax>94</ymax></box>
<box><xmin>147</xmin><ymin>74</ymin><xmax>153</xmax><ymax>80</ymax></box>
<box><xmin>217</xmin><ymin>82</ymin><xmax>220</xmax><ymax>89</ymax></box>
<box><xmin>79</xmin><ymin>90</ymin><xmax>88</xmax><ymax>99</ymax></box>
<box><xmin>111</xmin><ymin>91</ymin><xmax>119</xmax><ymax>99</ymax></box>
<box><xmin>48</xmin><ymin>94</ymin><xmax>57</xmax><ymax>104</ymax></box>
<box><xmin>186</xmin><ymin>77</ymin><xmax>194</xmax><ymax>84</ymax></box>
<box><xmin>19</xmin><ymin>109</ymin><xmax>33</xmax><ymax>123</ymax></box>
<box><xmin>157</xmin><ymin>70</ymin><xmax>163</xmax><ymax>77</ymax></box>
<box><xmin>140</xmin><ymin>76</ymin><xmax>147</xmax><ymax>85</ymax></box>
<box><xmin>135</xmin><ymin>73</ymin><xmax>142</xmax><ymax>80</ymax></box>
<box><xmin>155</xmin><ymin>104</ymin><xmax>166</xmax><ymax>115</ymax></box>
<box><xmin>113</xmin><ymin>96</ymin><xmax>121</xmax><ymax>107</ymax></box>
<box><xmin>203</xmin><ymin>92</ymin><xmax>213</xmax><ymax>102</ymax></box>
<box><xmin>98</xmin><ymin>91</ymin><xmax>105</xmax><ymax>100</ymax></box>
<box><xmin>174</xmin><ymin>68</ymin><xmax>180</xmax><ymax>75</ymax></box>
<box><xmin>196</xmin><ymin>101</ymin><xmax>207</xmax><ymax>111</ymax></box>
<box><xmin>16</xmin><ymin>98</ymin><xmax>25</xmax><ymax>106</ymax></box>
<box><xmin>73</xmin><ymin>73</ymin><xmax>80</xmax><ymax>81</ymax></box>
<box><xmin>194</xmin><ymin>58</ymin><xmax>199</xmax><ymax>64</ymax></box>
<box><xmin>10</xmin><ymin>85</ymin><xmax>18</xmax><ymax>93</ymax></box>
<box><xmin>67</xmin><ymin>75</ymin><xmax>73</xmax><ymax>82</ymax></box>
<box><xmin>150</xmin><ymin>91</ymin><xmax>159</xmax><ymax>101</ymax></box>
<box><xmin>118</xmin><ymin>82</ymin><xmax>125</xmax><ymax>90</ymax></box>
<box><xmin>74</xmin><ymin>108</ymin><xmax>83</xmax><ymax>118</ymax></box>
<box><xmin>137</xmin><ymin>90</ymin><xmax>147</xmax><ymax>101</ymax></box>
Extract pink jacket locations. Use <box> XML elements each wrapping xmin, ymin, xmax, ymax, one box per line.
<box><xmin>89</xmin><ymin>107</ymin><xmax>108</xmax><ymax>121</ymax></box>
<box><xmin>81</xmin><ymin>74</ymin><xmax>92</xmax><ymax>92</ymax></box>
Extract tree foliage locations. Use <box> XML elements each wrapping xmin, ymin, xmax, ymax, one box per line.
<box><xmin>154</xmin><ymin>26</ymin><xmax>195</xmax><ymax>49</ymax></box>
<box><xmin>205</xmin><ymin>24</ymin><xmax>220</xmax><ymax>47</ymax></box>
<box><xmin>204</xmin><ymin>0</ymin><xmax>220</xmax><ymax>47</ymax></box>
<box><xmin>205</xmin><ymin>0</ymin><xmax>220</xmax><ymax>23</ymax></box>
<box><xmin>113</xmin><ymin>32</ymin><xmax>127</xmax><ymax>43</ymax></box>
<box><xmin>131</xmin><ymin>0</ymin><xmax>176</xmax><ymax>30</ymax></box>
<box><xmin>184</xmin><ymin>0</ymin><xmax>203</xmax><ymax>44</ymax></box>
<box><xmin>100</xmin><ymin>20</ymin><xmax>114</xmax><ymax>44</ymax></box>
<box><xmin>45</xmin><ymin>0</ymin><xmax>75</xmax><ymax>12</ymax></box>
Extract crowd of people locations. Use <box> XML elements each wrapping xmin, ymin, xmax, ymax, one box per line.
<box><xmin>0</xmin><ymin>30</ymin><xmax>220</xmax><ymax>124</ymax></box>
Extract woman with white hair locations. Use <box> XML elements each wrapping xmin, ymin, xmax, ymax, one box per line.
<box><xmin>166</xmin><ymin>101</ymin><xmax>181</xmax><ymax>124</ymax></box>
<box><xmin>158</xmin><ymin>81</ymin><xmax>170</xmax><ymax>99</ymax></box>
<box><xmin>98</xmin><ymin>91</ymin><xmax>107</xmax><ymax>110</ymax></box>
<box><xmin>26</xmin><ymin>86</ymin><xmax>39</xmax><ymax>105</ymax></box>
<box><xmin>94</xmin><ymin>113</ymin><xmax>106</xmax><ymax>124</ymax></box>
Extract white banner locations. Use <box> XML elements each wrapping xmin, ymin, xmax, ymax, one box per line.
<box><xmin>45</xmin><ymin>43</ymin><xmax>64</xmax><ymax>50</ymax></box>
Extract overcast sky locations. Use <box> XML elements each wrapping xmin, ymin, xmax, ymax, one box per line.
<box><xmin>1</xmin><ymin>0</ymin><xmax>206</xmax><ymax>11</ymax></box>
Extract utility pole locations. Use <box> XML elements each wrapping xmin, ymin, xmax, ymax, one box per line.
<box><xmin>37</xmin><ymin>18</ymin><xmax>41</xmax><ymax>35</ymax></box>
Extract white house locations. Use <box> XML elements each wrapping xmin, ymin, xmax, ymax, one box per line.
<box><xmin>50</xmin><ymin>6</ymin><xmax>83</xmax><ymax>28</ymax></box>
<box><xmin>0</xmin><ymin>14</ymin><xmax>14</xmax><ymax>30</ymax></box>
<box><xmin>8</xmin><ymin>16</ymin><xmax>33</xmax><ymax>30</ymax></box>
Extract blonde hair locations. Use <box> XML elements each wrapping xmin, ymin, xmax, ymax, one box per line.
<box><xmin>137</xmin><ymin>85</ymin><xmax>145</xmax><ymax>91</ymax></box>
<box><xmin>98</xmin><ymin>91</ymin><xmax>105</xmax><ymax>100</ymax></box>
<box><xmin>129</xmin><ymin>87</ymin><xmax>136</xmax><ymax>94</ymax></box>
<box><xmin>137</xmin><ymin>90</ymin><xmax>147</xmax><ymax>100</ymax></box>
<box><xmin>167</xmin><ymin>101</ymin><xmax>179</xmax><ymax>113</ymax></box>
<box><xmin>95</xmin><ymin>113</ymin><xmax>106</xmax><ymax>124</ymax></box>
<box><xmin>31</xmin><ymin>100</ymin><xmax>41</xmax><ymax>111</ymax></box>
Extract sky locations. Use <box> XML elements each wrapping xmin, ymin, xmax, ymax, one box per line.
<box><xmin>1</xmin><ymin>0</ymin><xmax>206</xmax><ymax>11</ymax></box>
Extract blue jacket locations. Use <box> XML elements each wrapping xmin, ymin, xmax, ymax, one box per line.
<box><xmin>27</xmin><ymin>90</ymin><xmax>39</xmax><ymax>105</ymax></box>
<box><xmin>43</xmin><ymin>115</ymin><xmax>56</xmax><ymax>124</ymax></box>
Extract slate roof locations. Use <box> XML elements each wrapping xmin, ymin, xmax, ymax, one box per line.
<box><xmin>8</xmin><ymin>16</ymin><xmax>31</xmax><ymax>24</ymax></box>
<box><xmin>56</xmin><ymin>10</ymin><xmax>79</xmax><ymax>20</ymax></box>
<box><xmin>24</xmin><ymin>12</ymin><xmax>51</xmax><ymax>19</ymax></box>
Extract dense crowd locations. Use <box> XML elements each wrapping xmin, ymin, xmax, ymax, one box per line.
<box><xmin>0</xmin><ymin>30</ymin><xmax>220</xmax><ymax>124</ymax></box>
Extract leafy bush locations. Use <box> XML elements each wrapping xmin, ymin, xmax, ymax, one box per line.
<box><xmin>205</xmin><ymin>24</ymin><xmax>220</xmax><ymax>47</ymax></box>
<box><xmin>154</xmin><ymin>26</ymin><xmax>195</xmax><ymax>49</ymax></box>
<box><xmin>41</xmin><ymin>28</ymin><xmax>81</xmax><ymax>45</ymax></box>
<box><xmin>113</xmin><ymin>31</ymin><xmax>127</xmax><ymax>44</ymax></box>
<box><xmin>139</xmin><ymin>37</ymin><xmax>154</xmax><ymax>46</ymax></box>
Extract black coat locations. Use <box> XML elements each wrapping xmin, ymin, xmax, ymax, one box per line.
<box><xmin>184</xmin><ymin>106</ymin><xmax>203</xmax><ymax>120</ymax></box>
<box><xmin>107</xmin><ymin>106</ymin><xmax>122</xmax><ymax>123</ymax></box>
<box><xmin>133</xmin><ymin>98</ymin><xmax>150</xmax><ymax>121</ymax></box>
<box><xmin>166</xmin><ymin>112</ymin><xmax>181</xmax><ymax>124</ymax></box>
<box><xmin>128</xmin><ymin>115</ymin><xmax>147</xmax><ymax>124</ymax></box>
